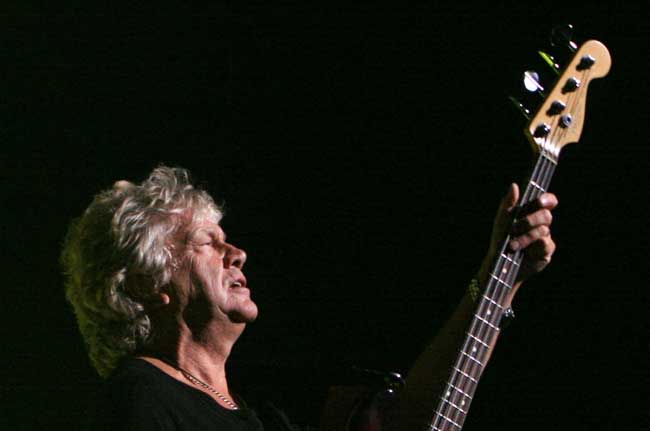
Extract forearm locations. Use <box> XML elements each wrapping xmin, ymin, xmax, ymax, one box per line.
<box><xmin>390</xmin><ymin>277</ymin><xmax>519</xmax><ymax>431</ymax></box>
<box><xmin>389</xmin><ymin>290</ymin><xmax>476</xmax><ymax>431</ymax></box>
<box><xmin>387</xmin><ymin>185</ymin><xmax>556</xmax><ymax>430</ymax></box>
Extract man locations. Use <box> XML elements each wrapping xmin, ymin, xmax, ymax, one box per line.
<box><xmin>62</xmin><ymin>165</ymin><xmax>557</xmax><ymax>430</ymax></box>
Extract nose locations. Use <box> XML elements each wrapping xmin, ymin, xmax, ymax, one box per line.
<box><xmin>224</xmin><ymin>244</ymin><xmax>247</xmax><ymax>269</ymax></box>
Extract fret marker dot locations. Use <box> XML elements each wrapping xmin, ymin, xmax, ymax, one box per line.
<box><xmin>461</xmin><ymin>400</ymin><xmax>466</xmax><ymax>406</ymax></box>
<box><xmin>446</xmin><ymin>391</ymin><xmax>451</xmax><ymax>397</ymax></box>
<box><xmin>472</xmin><ymin>346</ymin><xmax>477</xmax><ymax>353</ymax></box>
<box><xmin>502</xmin><ymin>268</ymin><xmax>507</xmax><ymax>274</ymax></box>
<box><xmin>487</xmin><ymin>309</ymin><xmax>492</xmax><ymax>315</ymax></box>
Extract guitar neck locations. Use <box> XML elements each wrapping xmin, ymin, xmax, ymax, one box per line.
<box><xmin>429</xmin><ymin>151</ymin><xmax>557</xmax><ymax>431</ymax></box>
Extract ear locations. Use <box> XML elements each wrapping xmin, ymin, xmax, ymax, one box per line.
<box><xmin>125</xmin><ymin>271</ymin><xmax>171</xmax><ymax>308</ymax></box>
<box><xmin>143</xmin><ymin>292</ymin><xmax>172</xmax><ymax>310</ymax></box>
<box><xmin>154</xmin><ymin>292</ymin><xmax>171</xmax><ymax>306</ymax></box>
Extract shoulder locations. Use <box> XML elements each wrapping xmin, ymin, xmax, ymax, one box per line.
<box><xmin>87</xmin><ymin>358</ymin><xmax>180</xmax><ymax>430</ymax></box>
<box><xmin>107</xmin><ymin>357</ymin><xmax>177</xmax><ymax>405</ymax></box>
<box><xmin>109</xmin><ymin>357</ymin><xmax>172</xmax><ymax>388</ymax></box>
<box><xmin>89</xmin><ymin>358</ymin><xmax>265</xmax><ymax>431</ymax></box>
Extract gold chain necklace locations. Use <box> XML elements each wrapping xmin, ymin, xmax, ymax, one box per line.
<box><xmin>159</xmin><ymin>357</ymin><xmax>239</xmax><ymax>410</ymax></box>
<box><xmin>178</xmin><ymin>369</ymin><xmax>239</xmax><ymax>410</ymax></box>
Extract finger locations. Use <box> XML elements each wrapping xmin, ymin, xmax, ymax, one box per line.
<box><xmin>539</xmin><ymin>192</ymin><xmax>559</xmax><ymax>209</ymax></box>
<box><xmin>495</xmin><ymin>184</ymin><xmax>520</xmax><ymax>234</ymax></box>
<box><xmin>509</xmin><ymin>225</ymin><xmax>550</xmax><ymax>251</ymax></box>
<box><xmin>519</xmin><ymin>192</ymin><xmax>559</xmax><ymax>215</ymax></box>
<box><xmin>512</xmin><ymin>209</ymin><xmax>553</xmax><ymax>234</ymax></box>
<box><xmin>501</xmin><ymin>183</ymin><xmax>520</xmax><ymax>213</ymax></box>
<box><xmin>519</xmin><ymin>237</ymin><xmax>556</xmax><ymax>278</ymax></box>
<box><xmin>522</xmin><ymin>235</ymin><xmax>556</xmax><ymax>262</ymax></box>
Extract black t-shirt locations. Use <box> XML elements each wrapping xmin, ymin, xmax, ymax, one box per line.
<box><xmin>86</xmin><ymin>358</ymin><xmax>267</xmax><ymax>430</ymax></box>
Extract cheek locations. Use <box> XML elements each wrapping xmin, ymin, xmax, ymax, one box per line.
<box><xmin>190</xmin><ymin>256</ymin><xmax>224</xmax><ymax>288</ymax></box>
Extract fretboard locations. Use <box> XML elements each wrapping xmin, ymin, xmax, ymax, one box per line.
<box><xmin>428</xmin><ymin>151</ymin><xmax>557</xmax><ymax>431</ymax></box>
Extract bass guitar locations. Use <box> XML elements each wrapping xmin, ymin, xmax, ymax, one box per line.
<box><xmin>428</xmin><ymin>35</ymin><xmax>611</xmax><ymax>431</ymax></box>
<box><xmin>344</xmin><ymin>29</ymin><xmax>611</xmax><ymax>431</ymax></box>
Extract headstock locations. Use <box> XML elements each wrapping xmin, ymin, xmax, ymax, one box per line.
<box><xmin>525</xmin><ymin>39</ymin><xmax>611</xmax><ymax>161</ymax></box>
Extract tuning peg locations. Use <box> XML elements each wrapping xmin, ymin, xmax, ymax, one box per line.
<box><xmin>508</xmin><ymin>70</ymin><xmax>547</xmax><ymax>119</ymax></box>
<box><xmin>523</xmin><ymin>70</ymin><xmax>545</xmax><ymax>97</ymax></box>
<box><xmin>550</xmin><ymin>23</ymin><xmax>578</xmax><ymax>52</ymax></box>
<box><xmin>508</xmin><ymin>96</ymin><xmax>531</xmax><ymax>120</ymax></box>
<box><xmin>538</xmin><ymin>51</ymin><xmax>561</xmax><ymax>75</ymax></box>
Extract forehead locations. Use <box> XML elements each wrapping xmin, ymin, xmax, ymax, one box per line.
<box><xmin>187</xmin><ymin>220</ymin><xmax>224</xmax><ymax>236</ymax></box>
<box><xmin>173</xmin><ymin>207</ymin><xmax>224</xmax><ymax>239</ymax></box>
<box><xmin>190</xmin><ymin>204</ymin><xmax>222</xmax><ymax>225</ymax></box>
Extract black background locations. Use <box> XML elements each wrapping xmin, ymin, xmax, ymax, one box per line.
<box><xmin>4</xmin><ymin>3</ymin><xmax>649</xmax><ymax>430</ymax></box>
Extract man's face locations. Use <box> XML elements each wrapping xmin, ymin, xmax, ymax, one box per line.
<box><xmin>170</xmin><ymin>218</ymin><xmax>258</xmax><ymax>325</ymax></box>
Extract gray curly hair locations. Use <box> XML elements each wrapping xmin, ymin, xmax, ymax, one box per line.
<box><xmin>61</xmin><ymin>166</ymin><xmax>222</xmax><ymax>378</ymax></box>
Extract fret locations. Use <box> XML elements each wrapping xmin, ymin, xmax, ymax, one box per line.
<box><xmin>500</xmin><ymin>253</ymin><xmax>520</xmax><ymax>266</ymax></box>
<box><xmin>467</xmin><ymin>342</ymin><xmax>482</xmax><ymax>355</ymax></box>
<box><xmin>434</xmin><ymin>411</ymin><xmax>462</xmax><ymax>429</ymax></box>
<box><xmin>428</xmin><ymin>37</ymin><xmax>611</xmax><ymax>429</ymax></box>
<box><xmin>489</xmin><ymin>273</ymin><xmax>513</xmax><ymax>289</ymax></box>
<box><xmin>482</xmin><ymin>295</ymin><xmax>504</xmax><ymax>310</ymax></box>
<box><xmin>465</xmin><ymin>332</ymin><xmax>489</xmax><ymax>348</ymax></box>
<box><xmin>541</xmin><ymin>152</ymin><xmax>557</xmax><ymax>166</ymax></box>
<box><xmin>448</xmin><ymin>383</ymin><xmax>473</xmax><ymax>400</ymax></box>
<box><xmin>478</xmin><ymin>302</ymin><xmax>496</xmax><ymax>319</ymax></box>
<box><xmin>528</xmin><ymin>155</ymin><xmax>551</xmax><ymax>195</ymax></box>
<box><xmin>453</xmin><ymin>366</ymin><xmax>478</xmax><ymax>383</ymax></box>
<box><xmin>438</xmin><ymin>133</ymin><xmax>563</xmax><ymax>431</ymax></box>
<box><xmin>529</xmin><ymin>180</ymin><xmax>546</xmax><ymax>192</ymax></box>
<box><xmin>474</xmin><ymin>314</ymin><xmax>500</xmax><ymax>331</ymax></box>
<box><xmin>461</xmin><ymin>350</ymin><xmax>483</xmax><ymax>367</ymax></box>
<box><xmin>439</xmin><ymin>396</ymin><xmax>468</xmax><ymax>414</ymax></box>
<box><xmin>463</xmin><ymin>340</ymin><xmax>488</xmax><ymax>368</ymax></box>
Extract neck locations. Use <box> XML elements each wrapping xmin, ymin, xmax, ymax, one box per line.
<box><xmin>144</xmin><ymin>315</ymin><xmax>246</xmax><ymax>390</ymax></box>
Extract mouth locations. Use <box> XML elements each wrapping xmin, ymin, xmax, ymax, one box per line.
<box><xmin>229</xmin><ymin>276</ymin><xmax>248</xmax><ymax>289</ymax></box>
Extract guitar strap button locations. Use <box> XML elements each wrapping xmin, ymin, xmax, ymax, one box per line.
<box><xmin>499</xmin><ymin>307</ymin><xmax>516</xmax><ymax>329</ymax></box>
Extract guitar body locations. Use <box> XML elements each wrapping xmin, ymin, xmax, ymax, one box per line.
<box><xmin>320</xmin><ymin>369</ymin><xmax>403</xmax><ymax>431</ymax></box>
<box><xmin>344</xmin><ymin>386</ymin><xmax>392</xmax><ymax>431</ymax></box>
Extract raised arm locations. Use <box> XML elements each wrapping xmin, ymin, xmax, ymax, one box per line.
<box><xmin>391</xmin><ymin>183</ymin><xmax>558</xmax><ymax>431</ymax></box>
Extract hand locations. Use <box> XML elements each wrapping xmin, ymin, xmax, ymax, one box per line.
<box><xmin>479</xmin><ymin>183</ymin><xmax>558</xmax><ymax>289</ymax></box>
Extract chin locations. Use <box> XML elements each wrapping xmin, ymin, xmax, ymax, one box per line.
<box><xmin>230</xmin><ymin>302</ymin><xmax>259</xmax><ymax>324</ymax></box>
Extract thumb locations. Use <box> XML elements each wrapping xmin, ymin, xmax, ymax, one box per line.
<box><xmin>501</xmin><ymin>182</ymin><xmax>520</xmax><ymax>213</ymax></box>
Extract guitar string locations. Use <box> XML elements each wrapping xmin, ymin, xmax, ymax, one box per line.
<box><xmin>435</xmin><ymin>112</ymin><xmax>570</xmax><ymax>428</ymax></box>
<box><xmin>445</xmin><ymin>241</ymin><xmax>516</xmax><ymax>429</ymax></box>
<box><xmin>545</xmin><ymin>113</ymin><xmax>561</xmax><ymax>171</ymax></box>
<box><xmin>434</xmin><ymin>63</ymin><xmax>593</xmax><ymax>428</ymax></box>
<box><xmin>433</xmin><ymin>199</ymin><xmax>531</xmax><ymax>428</ymax></box>
<box><xmin>441</xmin><ymin>244</ymin><xmax>517</xmax><ymax>427</ymax></box>
<box><xmin>508</xmin><ymin>57</ymin><xmax>593</xmax><ymax>309</ymax></box>
<box><xmin>432</xmin><ymin>153</ymin><xmax>557</xmax><ymax>430</ymax></box>
<box><xmin>503</xmin><ymin>148</ymin><xmax>556</xmax><ymax>300</ymax></box>
<box><xmin>545</xmin><ymin>65</ymin><xmax>583</xmax><ymax>170</ymax></box>
<box><xmin>565</xmin><ymin>69</ymin><xmax>590</xmax><ymax>140</ymax></box>
<box><xmin>556</xmin><ymin>68</ymin><xmax>586</xmax><ymax>162</ymax></box>
<box><xmin>431</xmin><ymin>182</ymin><xmax>530</xmax><ymax>429</ymax></box>
<box><xmin>504</xmin><ymin>151</ymin><xmax>554</xmax><ymax>292</ymax></box>
<box><xmin>545</xmin><ymin>65</ymin><xmax>590</xmax><ymax>171</ymax></box>
<box><xmin>433</xmin><ymin>234</ymin><xmax>526</xmax><ymax>427</ymax></box>
<box><xmin>432</xmin><ymin>292</ymin><xmax>496</xmax><ymax>428</ymax></box>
